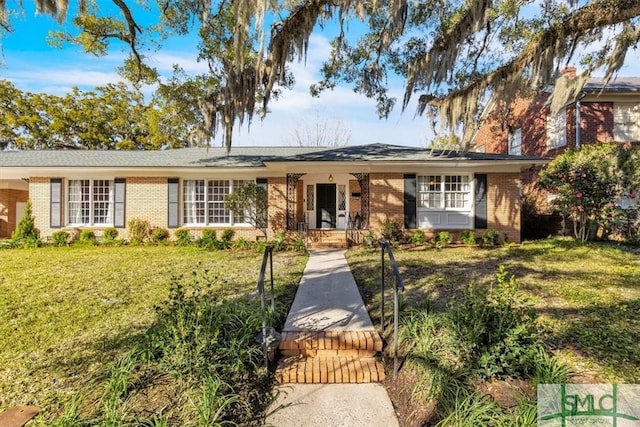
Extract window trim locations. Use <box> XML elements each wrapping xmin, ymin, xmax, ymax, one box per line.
<box><xmin>66</xmin><ymin>178</ymin><xmax>115</xmax><ymax>227</ymax></box>
<box><xmin>182</xmin><ymin>178</ymin><xmax>255</xmax><ymax>226</ymax></box>
<box><xmin>417</xmin><ymin>174</ymin><xmax>472</xmax><ymax>212</ymax></box>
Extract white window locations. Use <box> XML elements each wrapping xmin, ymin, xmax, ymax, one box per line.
<box><xmin>232</xmin><ymin>179</ymin><xmax>252</xmax><ymax>223</ymax></box>
<box><xmin>418</xmin><ymin>175</ymin><xmax>442</xmax><ymax>208</ymax></box>
<box><xmin>613</xmin><ymin>103</ymin><xmax>640</xmax><ymax>142</ymax></box>
<box><xmin>184</xmin><ymin>179</ymin><xmax>252</xmax><ymax>225</ymax></box>
<box><xmin>206</xmin><ymin>180</ymin><xmax>228</xmax><ymax>224</ymax></box>
<box><xmin>67</xmin><ymin>179</ymin><xmax>113</xmax><ymax>225</ymax></box>
<box><xmin>508</xmin><ymin>128</ymin><xmax>522</xmax><ymax>155</ymax></box>
<box><xmin>444</xmin><ymin>176</ymin><xmax>470</xmax><ymax>208</ymax></box>
<box><xmin>546</xmin><ymin>108</ymin><xmax>567</xmax><ymax>148</ymax></box>
<box><xmin>184</xmin><ymin>180</ymin><xmax>206</xmax><ymax>224</ymax></box>
<box><xmin>417</xmin><ymin>175</ymin><xmax>471</xmax><ymax>210</ymax></box>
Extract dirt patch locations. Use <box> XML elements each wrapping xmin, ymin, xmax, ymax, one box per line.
<box><xmin>473</xmin><ymin>378</ymin><xmax>534</xmax><ymax>408</ymax></box>
<box><xmin>382</xmin><ymin>362</ymin><xmax>435</xmax><ymax>427</ymax></box>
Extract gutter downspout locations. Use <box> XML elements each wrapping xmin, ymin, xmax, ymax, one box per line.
<box><xmin>576</xmin><ymin>92</ymin><xmax>586</xmax><ymax>150</ymax></box>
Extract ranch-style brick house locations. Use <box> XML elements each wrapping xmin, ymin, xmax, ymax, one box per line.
<box><xmin>0</xmin><ymin>143</ymin><xmax>547</xmax><ymax>243</ymax></box>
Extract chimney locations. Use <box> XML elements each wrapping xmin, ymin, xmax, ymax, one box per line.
<box><xmin>560</xmin><ymin>66</ymin><xmax>577</xmax><ymax>79</ymax></box>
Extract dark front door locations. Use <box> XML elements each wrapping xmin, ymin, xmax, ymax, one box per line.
<box><xmin>316</xmin><ymin>184</ymin><xmax>336</xmax><ymax>229</ymax></box>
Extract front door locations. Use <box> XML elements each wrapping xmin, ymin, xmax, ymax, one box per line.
<box><xmin>316</xmin><ymin>184</ymin><xmax>336</xmax><ymax>229</ymax></box>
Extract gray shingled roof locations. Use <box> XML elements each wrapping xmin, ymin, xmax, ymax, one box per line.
<box><xmin>275</xmin><ymin>143</ymin><xmax>545</xmax><ymax>162</ymax></box>
<box><xmin>585</xmin><ymin>77</ymin><xmax>640</xmax><ymax>93</ymax></box>
<box><xmin>0</xmin><ymin>146</ymin><xmax>326</xmax><ymax>168</ymax></box>
<box><xmin>0</xmin><ymin>143</ymin><xmax>545</xmax><ymax>169</ymax></box>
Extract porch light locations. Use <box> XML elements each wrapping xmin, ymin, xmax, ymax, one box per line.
<box><xmin>328</xmin><ymin>174</ymin><xmax>334</xmax><ymax>182</ymax></box>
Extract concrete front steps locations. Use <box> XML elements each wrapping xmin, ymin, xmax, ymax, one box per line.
<box><xmin>276</xmin><ymin>331</ymin><xmax>386</xmax><ymax>384</ymax></box>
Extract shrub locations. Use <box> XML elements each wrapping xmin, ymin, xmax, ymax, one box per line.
<box><xmin>380</xmin><ymin>217</ymin><xmax>404</xmax><ymax>242</ymax></box>
<box><xmin>271</xmin><ymin>230</ymin><xmax>288</xmax><ymax>251</ymax></box>
<box><xmin>290</xmin><ymin>236</ymin><xmax>307</xmax><ymax>253</ymax></box>
<box><xmin>51</xmin><ymin>230</ymin><xmax>71</xmax><ymax>247</ymax></box>
<box><xmin>77</xmin><ymin>230</ymin><xmax>98</xmax><ymax>245</ymax></box>
<box><xmin>253</xmin><ymin>239</ymin><xmax>268</xmax><ymax>253</ymax></box>
<box><xmin>220</xmin><ymin>229</ymin><xmax>235</xmax><ymax>249</ymax></box>
<box><xmin>150</xmin><ymin>227</ymin><xmax>170</xmax><ymax>244</ymax></box>
<box><xmin>11</xmin><ymin>200</ymin><xmax>40</xmax><ymax>247</ymax></box>
<box><xmin>433</xmin><ymin>231</ymin><xmax>452</xmax><ymax>249</ymax></box>
<box><xmin>460</xmin><ymin>230</ymin><xmax>477</xmax><ymax>246</ymax></box>
<box><xmin>102</xmin><ymin>227</ymin><xmax>119</xmax><ymax>241</ymax></box>
<box><xmin>174</xmin><ymin>228</ymin><xmax>192</xmax><ymax>246</ymax></box>
<box><xmin>482</xmin><ymin>229</ymin><xmax>499</xmax><ymax>247</ymax></box>
<box><xmin>232</xmin><ymin>237</ymin><xmax>251</xmax><ymax>250</ymax></box>
<box><xmin>409</xmin><ymin>230</ymin><xmax>426</xmax><ymax>245</ymax></box>
<box><xmin>197</xmin><ymin>229</ymin><xmax>218</xmax><ymax>249</ymax></box>
<box><xmin>363</xmin><ymin>230</ymin><xmax>378</xmax><ymax>248</ymax></box>
<box><xmin>128</xmin><ymin>218</ymin><xmax>151</xmax><ymax>245</ymax></box>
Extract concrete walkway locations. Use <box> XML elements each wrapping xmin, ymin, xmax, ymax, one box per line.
<box><xmin>266</xmin><ymin>249</ymin><xmax>400</xmax><ymax>427</ymax></box>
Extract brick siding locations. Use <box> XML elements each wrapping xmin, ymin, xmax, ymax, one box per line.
<box><xmin>367</xmin><ymin>172</ymin><xmax>522</xmax><ymax>243</ymax></box>
<box><xmin>28</xmin><ymin>177</ymin><xmax>51</xmax><ymax>238</ymax></box>
<box><xmin>487</xmin><ymin>173</ymin><xmax>521</xmax><ymax>243</ymax></box>
<box><xmin>267</xmin><ymin>177</ymin><xmax>287</xmax><ymax>236</ymax></box>
<box><xmin>369</xmin><ymin>173</ymin><xmax>404</xmax><ymax>230</ymax></box>
<box><xmin>24</xmin><ymin>173</ymin><xmax>523</xmax><ymax>243</ymax></box>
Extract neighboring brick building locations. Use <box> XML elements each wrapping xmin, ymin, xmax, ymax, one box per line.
<box><xmin>474</xmin><ymin>70</ymin><xmax>640</xmax><ymax>238</ymax></box>
<box><xmin>475</xmin><ymin>69</ymin><xmax>640</xmax><ymax>158</ymax></box>
<box><xmin>0</xmin><ymin>144</ymin><xmax>546</xmax><ymax>243</ymax></box>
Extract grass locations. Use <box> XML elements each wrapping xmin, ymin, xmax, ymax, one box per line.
<box><xmin>347</xmin><ymin>237</ymin><xmax>640</xmax><ymax>383</ymax></box>
<box><xmin>0</xmin><ymin>245</ymin><xmax>307</xmax><ymax>424</ymax></box>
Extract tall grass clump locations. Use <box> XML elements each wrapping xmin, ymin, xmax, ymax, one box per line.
<box><xmin>397</xmin><ymin>265</ymin><xmax>571</xmax><ymax>425</ymax></box>
<box><xmin>146</xmin><ymin>272</ymin><xmax>263</xmax><ymax>380</ymax></box>
<box><xmin>53</xmin><ymin>268</ymin><xmax>280</xmax><ymax>426</ymax></box>
<box><xmin>449</xmin><ymin>265</ymin><xmax>540</xmax><ymax>379</ymax></box>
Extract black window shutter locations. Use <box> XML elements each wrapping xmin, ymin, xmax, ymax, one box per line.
<box><xmin>168</xmin><ymin>178</ymin><xmax>179</xmax><ymax>228</ymax></box>
<box><xmin>404</xmin><ymin>174</ymin><xmax>417</xmax><ymax>229</ymax></box>
<box><xmin>50</xmin><ymin>178</ymin><xmax>62</xmax><ymax>228</ymax></box>
<box><xmin>114</xmin><ymin>178</ymin><xmax>126</xmax><ymax>228</ymax></box>
<box><xmin>474</xmin><ymin>174</ymin><xmax>488</xmax><ymax>229</ymax></box>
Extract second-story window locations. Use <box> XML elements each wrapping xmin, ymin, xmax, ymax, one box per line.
<box><xmin>508</xmin><ymin>128</ymin><xmax>522</xmax><ymax>155</ymax></box>
<box><xmin>614</xmin><ymin>103</ymin><xmax>640</xmax><ymax>142</ymax></box>
<box><xmin>546</xmin><ymin>107</ymin><xmax>567</xmax><ymax>148</ymax></box>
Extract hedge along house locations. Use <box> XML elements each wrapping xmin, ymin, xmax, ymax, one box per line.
<box><xmin>0</xmin><ymin>143</ymin><xmax>547</xmax><ymax>244</ymax></box>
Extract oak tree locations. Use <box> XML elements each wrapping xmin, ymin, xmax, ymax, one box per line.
<box><xmin>2</xmin><ymin>0</ymin><xmax>639</xmax><ymax>151</ymax></box>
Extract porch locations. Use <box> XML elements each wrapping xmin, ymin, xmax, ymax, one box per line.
<box><xmin>285</xmin><ymin>172</ymin><xmax>370</xmax><ymax>248</ymax></box>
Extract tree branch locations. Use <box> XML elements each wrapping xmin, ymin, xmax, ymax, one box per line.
<box><xmin>422</xmin><ymin>0</ymin><xmax>640</xmax><ymax>149</ymax></box>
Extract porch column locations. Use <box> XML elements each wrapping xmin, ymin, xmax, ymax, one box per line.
<box><xmin>350</xmin><ymin>173</ymin><xmax>370</xmax><ymax>228</ymax></box>
<box><xmin>286</xmin><ymin>173</ymin><xmax>305</xmax><ymax>230</ymax></box>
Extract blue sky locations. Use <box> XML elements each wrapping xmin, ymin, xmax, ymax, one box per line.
<box><xmin>1</xmin><ymin>2</ymin><xmax>639</xmax><ymax>148</ymax></box>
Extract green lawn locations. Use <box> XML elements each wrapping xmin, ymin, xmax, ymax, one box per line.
<box><xmin>0</xmin><ymin>245</ymin><xmax>307</xmax><ymax>421</ymax></box>
<box><xmin>346</xmin><ymin>238</ymin><xmax>640</xmax><ymax>383</ymax></box>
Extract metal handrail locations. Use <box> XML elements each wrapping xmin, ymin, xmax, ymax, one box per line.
<box><xmin>378</xmin><ymin>239</ymin><xmax>404</xmax><ymax>379</ymax></box>
<box><xmin>256</xmin><ymin>244</ymin><xmax>276</xmax><ymax>370</ymax></box>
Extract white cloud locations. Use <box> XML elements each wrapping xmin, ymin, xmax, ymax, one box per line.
<box><xmin>145</xmin><ymin>51</ymin><xmax>210</xmax><ymax>74</ymax></box>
